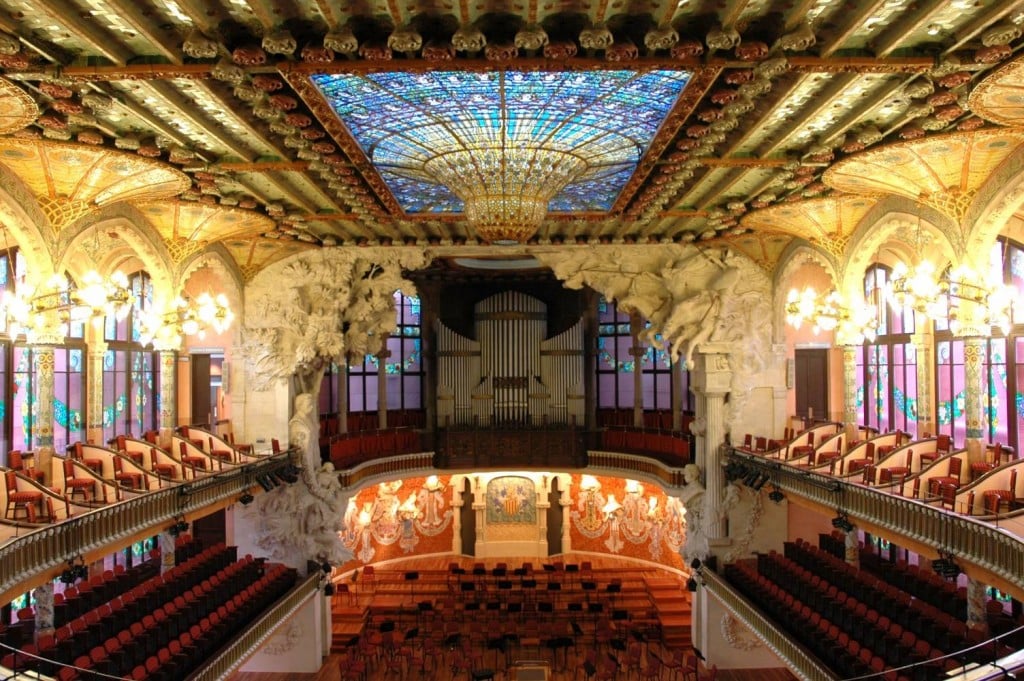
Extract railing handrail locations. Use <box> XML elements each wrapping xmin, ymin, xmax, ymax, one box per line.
<box><xmin>728</xmin><ymin>449</ymin><xmax>1024</xmax><ymax>595</ymax></box>
<box><xmin>0</xmin><ymin>451</ymin><xmax>295</xmax><ymax>602</ymax></box>
<box><xmin>188</xmin><ymin>571</ymin><xmax>321</xmax><ymax>681</ymax></box>
<box><xmin>701</xmin><ymin>568</ymin><xmax>838</xmax><ymax>681</ymax></box>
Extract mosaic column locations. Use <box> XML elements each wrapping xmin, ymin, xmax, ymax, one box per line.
<box><xmin>32</xmin><ymin>344</ymin><xmax>56</xmax><ymax>482</ymax></box>
<box><xmin>86</xmin><ymin>343</ymin><xmax>107</xmax><ymax>447</ymax></box>
<box><xmin>844</xmin><ymin>527</ymin><xmax>859</xmax><ymax>567</ymax></box>
<box><xmin>630</xmin><ymin>314</ymin><xmax>644</xmax><ymax>428</ymax></box>
<box><xmin>33</xmin><ymin>582</ymin><xmax>54</xmax><ymax>638</ymax></box>
<box><xmin>158</xmin><ymin>350</ymin><xmax>177</xmax><ymax>444</ymax></box>
<box><xmin>159</xmin><ymin>530</ymin><xmax>176</xmax><ymax>574</ymax></box>
<box><xmin>913</xmin><ymin>333</ymin><xmax>935</xmax><ymax>438</ymax></box>
<box><xmin>690</xmin><ymin>344</ymin><xmax>732</xmax><ymax>541</ymax></box>
<box><xmin>377</xmin><ymin>349</ymin><xmax>390</xmax><ymax>429</ymax></box>
<box><xmin>842</xmin><ymin>345</ymin><xmax>859</xmax><ymax>441</ymax></box>
<box><xmin>963</xmin><ymin>336</ymin><xmax>986</xmax><ymax>461</ymax></box>
<box><xmin>966</xmin><ymin>577</ymin><xmax>989</xmax><ymax>633</ymax></box>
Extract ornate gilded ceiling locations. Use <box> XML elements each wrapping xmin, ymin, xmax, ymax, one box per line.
<box><xmin>0</xmin><ymin>0</ymin><xmax>1020</xmax><ymax>277</ymax></box>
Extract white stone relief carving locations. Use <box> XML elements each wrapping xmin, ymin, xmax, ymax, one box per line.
<box><xmin>262</xmin><ymin>620</ymin><xmax>304</xmax><ymax>655</ymax></box>
<box><xmin>721</xmin><ymin>614</ymin><xmax>762</xmax><ymax>650</ymax></box>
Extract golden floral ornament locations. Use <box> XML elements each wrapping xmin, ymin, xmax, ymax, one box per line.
<box><xmin>0</xmin><ymin>77</ymin><xmax>39</xmax><ymax>135</ymax></box>
<box><xmin>968</xmin><ymin>53</ymin><xmax>1024</xmax><ymax>126</ymax></box>
<box><xmin>823</xmin><ymin>128</ymin><xmax>1024</xmax><ymax>224</ymax></box>
<box><xmin>324</xmin><ymin>29</ymin><xmax>358</xmax><ymax>55</ymax></box>
<box><xmin>136</xmin><ymin>200</ymin><xmax>275</xmax><ymax>254</ymax></box>
<box><xmin>0</xmin><ymin>139</ymin><xmax>189</xmax><ymax>230</ymax></box>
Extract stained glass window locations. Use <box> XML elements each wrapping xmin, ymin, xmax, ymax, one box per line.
<box><xmin>311</xmin><ymin>69</ymin><xmax>691</xmax><ymax>214</ymax></box>
<box><xmin>104</xmin><ymin>272</ymin><xmax>159</xmax><ymax>441</ymax></box>
<box><xmin>860</xmin><ymin>265</ymin><xmax>916</xmax><ymax>436</ymax></box>
<box><xmin>345</xmin><ymin>292</ymin><xmax>422</xmax><ymax>422</ymax></box>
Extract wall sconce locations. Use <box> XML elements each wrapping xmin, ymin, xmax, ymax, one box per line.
<box><xmin>768</xmin><ymin>486</ymin><xmax>785</xmax><ymax>503</ymax></box>
<box><xmin>831</xmin><ymin>512</ymin><xmax>854</xmax><ymax>533</ymax></box>
<box><xmin>581</xmin><ymin>475</ymin><xmax>599</xmax><ymax>492</ymax></box>
<box><xmin>625</xmin><ymin>479</ymin><xmax>642</xmax><ymax>495</ymax></box>
<box><xmin>602</xmin><ymin>494</ymin><xmax>622</xmax><ymax>519</ymax></box>
<box><xmin>238</xmin><ymin>490</ymin><xmax>254</xmax><ymax>505</ymax></box>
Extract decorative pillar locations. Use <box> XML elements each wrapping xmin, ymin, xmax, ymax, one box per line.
<box><xmin>420</xmin><ymin>281</ymin><xmax>440</xmax><ymax>434</ymax></box>
<box><xmin>582</xmin><ymin>289</ymin><xmax>599</xmax><ymax>431</ymax></box>
<box><xmin>630</xmin><ymin>314</ymin><xmax>645</xmax><ymax>429</ymax></box>
<box><xmin>472</xmin><ymin>477</ymin><xmax>486</xmax><ymax>557</ymax></box>
<box><xmin>158</xmin><ymin>350</ymin><xmax>177</xmax><ymax>444</ymax></box>
<box><xmin>844</xmin><ymin>527</ymin><xmax>859</xmax><ymax>567</ymax></box>
<box><xmin>536</xmin><ymin>477</ymin><xmax>550</xmax><ymax>557</ymax></box>
<box><xmin>377</xmin><ymin>349</ymin><xmax>390</xmax><ymax>429</ymax></box>
<box><xmin>690</xmin><ymin>343</ymin><xmax>732</xmax><ymax>541</ymax></box>
<box><xmin>966</xmin><ymin>578</ymin><xmax>989</xmax><ymax>632</ymax></box>
<box><xmin>671</xmin><ymin>359</ymin><xmax>684</xmax><ymax>432</ymax></box>
<box><xmin>32</xmin><ymin>343</ymin><xmax>56</xmax><ymax>482</ymax></box>
<box><xmin>159</xmin><ymin>530</ymin><xmax>176</xmax><ymax>574</ymax></box>
<box><xmin>559</xmin><ymin>477</ymin><xmax>573</xmax><ymax>553</ymax></box>
<box><xmin>450</xmin><ymin>479</ymin><xmax>464</xmax><ymax>555</ymax></box>
<box><xmin>913</xmin><ymin>330</ymin><xmax>935</xmax><ymax>438</ymax></box>
<box><xmin>962</xmin><ymin>336</ymin><xmax>987</xmax><ymax>462</ymax></box>
<box><xmin>86</xmin><ymin>343</ymin><xmax>107</xmax><ymax>447</ymax></box>
<box><xmin>33</xmin><ymin>582</ymin><xmax>54</xmax><ymax>638</ymax></box>
<box><xmin>842</xmin><ymin>345</ymin><xmax>859</xmax><ymax>441</ymax></box>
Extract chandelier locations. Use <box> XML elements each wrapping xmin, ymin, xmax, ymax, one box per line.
<box><xmin>785</xmin><ymin>287</ymin><xmax>878</xmax><ymax>344</ymax></box>
<box><xmin>2</xmin><ymin>270</ymin><xmax>134</xmax><ymax>342</ymax></box>
<box><xmin>887</xmin><ymin>262</ymin><xmax>1015</xmax><ymax>334</ymax></box>
<box><xmin>137</xmin><ymin>293</ymin><xmax>234</xmax><ymax>350</ymax></box>
<box><xmin>425</xmin><ymin>146</ymin><xmax>587</xmax><ymax>245</ymax></box>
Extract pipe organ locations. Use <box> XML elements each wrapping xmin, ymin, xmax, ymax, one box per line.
<box><xmin>437</xmin><ymin>291</ymin><xmax>584</xmax><ymax>427</ymax></box>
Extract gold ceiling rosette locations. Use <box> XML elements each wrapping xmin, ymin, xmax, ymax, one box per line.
<box><xmin>0</xmin><ymin>139</ymin><xmax>189</xmax><ymax>231</ymax></box>
<box><xmin>822</xmin><ymin>128</ymin><xmax>1024</xmax><ymax>224</ymax></box>
<box><xmin>0</xmin><ymin>77</ymin><xmax>38</xmax><ymax>134</ymax></box>
<box><xmin>740</xmin><ymin>194</ymin><xmax>879</xmax><ymax>262</ymax></box>
<box><xmin>968</xmin><ymin>54</ymin><xmax>1024</xmax><ymax>125</ymax></box>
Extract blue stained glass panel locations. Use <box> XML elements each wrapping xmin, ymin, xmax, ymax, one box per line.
<box><xmin>311</xmin><ymin>69</ymin><xmax>691</xmax><ymax>214</ymax></box>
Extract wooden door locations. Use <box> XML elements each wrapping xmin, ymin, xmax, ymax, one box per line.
<box><xmin>795</xmin><ymin>349</ymin><xmax>829</xmax><ymax>423</ymax></box>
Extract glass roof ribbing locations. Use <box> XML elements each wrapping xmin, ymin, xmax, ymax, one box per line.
<box><xmin>311</xmin><ymin>69</ymin><xmax>691</xmax><ymax>214</ymax></box>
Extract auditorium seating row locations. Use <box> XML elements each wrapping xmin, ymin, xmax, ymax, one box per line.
<box><xmin>2</xmin><ymin>544</ymin><xmax>296</xmax><ymax>680</ymax></box>
<box><xmin>328</xmin><ymin>428</ymin><xmax>423</xmax><ymax>469</ymax></box>
<box><xmin>600</xmin><ymin>427</ymin><xmax>690</xmax><ymax>465</ymax></box>
<box><xmin>780</xmin><ymin>539</ymin><xmax>1012</xmax><ymax>664</ymax></box>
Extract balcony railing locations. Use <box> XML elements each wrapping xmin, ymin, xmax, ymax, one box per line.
<box><xmin>701</xmin><ymin>567</ymin><xmax>838</xmax><ymax>681</ymax></box>
<box><xmin>728</xmin><ymin>449</ymin><xmax>1024</xmax><ymax>595</ymax></box>
<box><xmin>189</xmin><ymin>571</ymin><xmax>321</xmax><ymax>681</ymax></box>
<box><xmin>0</xmin><ymin>452</ymin><xmax>294</xmax><ymax>604</ymax></box>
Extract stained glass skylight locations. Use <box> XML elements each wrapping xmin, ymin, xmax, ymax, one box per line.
<box><xmin>311</xmin><ymin>70</ymin><xmax>691</xmax><ymax>216</ymax></box>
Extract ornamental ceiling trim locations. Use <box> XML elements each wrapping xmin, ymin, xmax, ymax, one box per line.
<box><xmin>740</xmin><ymin>194</ymin><xmax>879</xmax><ymax>262</ymax></box>
<box><xmin>135</xmin><ymin>200</ymin><xmax>276</xmax><ymax>245</ymax></box>
<box><xmin>822</xmin><ymin>128</ymin><xmax>1024</xmax><ymax>225</ymax></box>
<box><xmin>0</xmin><ymin>139</ymin><xmax>189</xmax><ymax>231</ymax></box>
<box><xmin>0</xmin><ymin>76</ymin><xmax>38</xmax><ymax>134</ymax></box>
<box><xmin>968</xmin><ymin>55</ymin><xmax>1024</xmax><ymax>126</ymax></box>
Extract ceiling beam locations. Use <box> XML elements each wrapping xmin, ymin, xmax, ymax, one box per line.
<box><xmin>818</xmin><ymin>0</ymin><xmax>889</xmax><ymax>57</ymax></box>
<box><xmin>37</xmin><ymin>0</ymin><xmax>133</xmax><ymax>65</ymax></box>
<box><xmin>216</xmin><ymin>160</ymin><xmax>309</xmax><ymax>172</ymax></box>
<box><xmin>719</xmin><ymin>0</ymin><xmax>754</xmax><ymax>31</ymax></box>
<box><xmin>99</xmin><ymin>0</ymin><xmax>183</xmax><ymax>64</ymax></box>
<box><xmin>944</xmin><ymin>0</ymin><xmax>1024</xmax><ymax>54</ymax></box>
<box><xmin>145</xmin><ymin>81</ymin><xmax>256</xmax><ymax>162</ymax></box>
<box><xmin>871</xmin><ymin>0</ymin><xmax>950</xmax><ymax>57</ymax></box>
<box><xmin>784</xmin><ymin>0</ymin><xmax>824</xmax><ymax>32</ymax></box>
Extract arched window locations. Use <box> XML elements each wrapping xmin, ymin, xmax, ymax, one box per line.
<box><xmin>102</xmin><ymin>271</ymin><xmax>159</xmax><ymax>442</ymax></box>
<box><xmin>342</xmin><ymin>292</ymin><xmax>422</xmax><ymax>428</ymax></box>
<box><xmin>855</xmin><ymin>264</ymin><xmax>918</xmax><ymax>437</ymax></box>
<box><xmin>935</xmin><ymin>237</ymin><xmax>1024</xmax><ymax>449</ymax></box>
<box><xmin>596</xmin><ymin>296</ymin><xmax>691</xmax><ymax>427</ymax></box>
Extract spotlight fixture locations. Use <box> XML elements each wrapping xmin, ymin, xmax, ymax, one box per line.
<box><xmin>831</xmin><ymin>512</ymin><xmax>854</xmax><ymax>533</ymax></box>
<box><xmin>321</xmin><ymin>561</ymin><xmax>332</xmax><ymax>574</ymax></box>
<box><xmin>933</xmin><ymin>552</ymin><xmax>961</xmax><ymax>579</ymax></box>
<box><xmin>768</xmin><ymin>487</ymin><xmax>785</xmax><ymax>503</ymax></box>
<box><xmin>59</xmin><ymin>556</ymin><xmax>89</xmax><ymax>585</ymax></box>
<box><xmin>690</xmin><ymin>558</ymin><xmax>702</xmax><ymax>571</ymax></box>
<box><xmin>324</xmin><ymin>583</ymin><xmax>336</xmax><ymax>597</ymax></box>
<box><xmin>238</xmin><ymin>490</ymin><xmax>254</xmax><ymax>506</ymax></box>
<box><xmin>686</xmin><ymin>577</ymin><xmax>698</xmax><ymax>592</ymax></box>
<box><xmin>255</xmin><ymin>474</ymin><xmax>276</xmax><ymax>492</ymax></box>
<box><xmin>751</xmin><ymin>473</ymin><xmax>770</xmax><ymax>491</ymax></box>
<box><xmin>168</xmin><ymin>519</ymin><xmax>190</xmax><ymax>537</ymax></box>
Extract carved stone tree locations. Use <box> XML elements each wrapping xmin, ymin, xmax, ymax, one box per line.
<box><xmin>242</xmin><ymin>248</ymin><xmax>427</xmax><ymax>568</ymax></box>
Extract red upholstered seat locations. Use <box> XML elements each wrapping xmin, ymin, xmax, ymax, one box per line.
<box><xmin>5</xmin><ymin>471</ymin><xmax>43</xmax><ymax>522</ymax></box>
<box><xmin>62</xmin><ymin>459</ymin><xmax>95</xmax><ymax>502</ymax></box>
